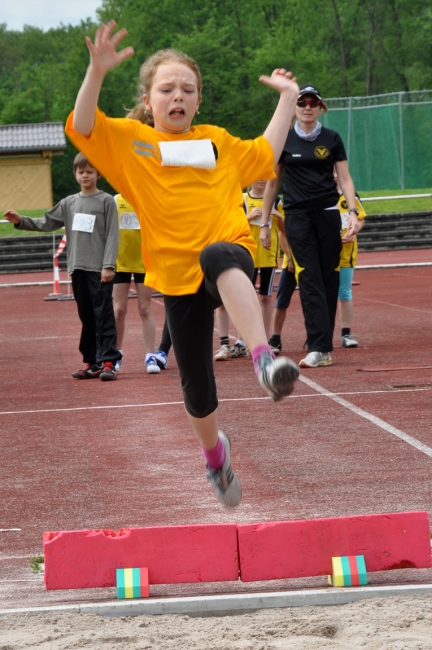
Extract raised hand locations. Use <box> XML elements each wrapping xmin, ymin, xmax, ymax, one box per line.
<box><xmin>73</xmin><ymin>20</ymin><xmax>134</xmax><ymax>135</ymax></box>
<box><xmin>86</xmin><ymin>20</ymin><xmax>134</xmax><ymax>76</ymax></box>
<box><xmin>259</xmin><ymin>69</ymin><xmax>299</xmax><ymax>97</ymax></box>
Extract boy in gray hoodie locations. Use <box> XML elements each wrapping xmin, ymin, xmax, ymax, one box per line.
<box><xmin>4</xmin><ymin>153</ymin><xmax>121</xmax><ymax>380</ymax></box>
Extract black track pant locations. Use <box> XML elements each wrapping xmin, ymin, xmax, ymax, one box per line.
<box><xmin>71</xmin><ymin>270</ymin><xmax>120</xmax><ymax>365</ymax></box>
<box><xmin>163</xmin><ymin>242</ymin><xmax>254</xmax><ymax>419</ymax></box>
<box><xmin>285</xmin><ymin>209</ymin><xmax>341</xmax><ymax>352</ymax></box>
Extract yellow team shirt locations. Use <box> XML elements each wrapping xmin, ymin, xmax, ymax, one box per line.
<box><xmin>339</xmin><ymin>194</ymin><xmax>366</xmax><ymax>268</ymax></box>
<box><xmin>115</xmin><ymin>194</ymin><xmax>145</xmax><ymax>274</ymax></box>
<box><xmin>244</xmin><ymin>193</ymin><xmax>284</xmax><ymax>268</ymax></box>
<box><xmin>66</xmin><ymin>109</ymin><xmax>275</xmax><ymax>295</ymax></box>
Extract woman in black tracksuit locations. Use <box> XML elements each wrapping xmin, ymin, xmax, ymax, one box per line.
<box><xmin>260</xmin><ymin>83</ymin><xmax>360</xmax><ymax>368</ymax></box>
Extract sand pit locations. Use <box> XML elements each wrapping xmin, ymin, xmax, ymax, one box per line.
<box><xmin>1</xmin><ymin>595</ymin><xmax>432</xmax><ymax>648</ymax></box>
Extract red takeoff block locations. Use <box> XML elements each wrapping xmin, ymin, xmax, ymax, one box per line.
<box><xmin>44</xmin><ymin>524</ymin><xmax>238</xmax><ymax>590</ymax></box>
<box><xmin>238</xmin><ymin>511</ymin><xmax>431</xmax><ymax>582</ymax></box>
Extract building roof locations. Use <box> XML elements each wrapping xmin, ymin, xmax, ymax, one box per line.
<box><xmin>0</xmin><ymin>122</ymin><xmax>67</xmax><ymax>154</ymax></box>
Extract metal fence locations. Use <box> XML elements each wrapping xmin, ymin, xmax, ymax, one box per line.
<box><xmin>321</xmin><ymin>90</ymin><xmax>432</xmax><ymax>192</ymax></box>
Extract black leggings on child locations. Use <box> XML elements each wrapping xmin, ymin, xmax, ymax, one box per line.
<box><xmin>163</xmin><ymin>242</ymin><xmax>254</xmax><ymax>418</ymax></box>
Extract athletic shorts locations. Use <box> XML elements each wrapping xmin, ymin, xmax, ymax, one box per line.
<box><xmin>275</xmin><ymin>266</ymin><xmax>297</xmax><ymax>310</ymax></box>
<box><xmin>252</xmin><ymin>267</ymin><xmax>276</xmax><ymax>296</ymax></box>
<box><xmin>113</xmin><ymin>272</ymin><xmax>145</xmax><ymax>285</ymax></box>
<box><xmin>164</xmin><ymin>242</ymin><xmax>254</xmax><ymax>419</ymax></box>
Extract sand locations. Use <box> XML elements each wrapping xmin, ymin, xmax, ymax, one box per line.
<box><xmin>1</xmin><ymin>595</ymin><xmax>432</xmax><ymax>649</ymax></box>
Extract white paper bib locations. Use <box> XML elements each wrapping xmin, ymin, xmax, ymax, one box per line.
<box><xmin>119</xmin><ymin>212</ymin><xmax>140</xmax><ymax>230</ymax></box>
<box><xmin>250</xmin><ymin>215</ymin><xmax>272</xmax><ymax>227</ymax></box>
<box><xmin>159</xmin><ymin>140</ymin><xmax>216</xmax><ymax>169</ymax></box>
<box><xmin>72</xmin><ymin>213</ymin><xmax>96</xmax><ymax>233</ymax></box>
<box><xmin>340</xmin><ymin>211</ymin><xmax>350</xmax><ymax>230</ymax></box>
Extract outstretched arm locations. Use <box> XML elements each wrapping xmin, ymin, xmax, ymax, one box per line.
<box><xmin>3</xmin><ymin>210</ymin><xmax>21</xmax><ymax>225</ymax></box>
<box><xmin>260</xmin><ymin>70</ymin><xmax>299</xmax><ymax>166</ymax></box>
<box><xmin>73</xmin><ymin>21</ymin><xmax>134</xmax><ymax>136</ymax></box>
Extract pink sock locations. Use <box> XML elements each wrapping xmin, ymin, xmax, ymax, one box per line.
<box><xmin>202</xmin><ymin>436</ymin><xmax>225</xmax><ymax>471</ymax></box>
<box><xmin>252</xmin><ymin>344</ymin><xmax>274</xmax><ymax>375</ymax></box>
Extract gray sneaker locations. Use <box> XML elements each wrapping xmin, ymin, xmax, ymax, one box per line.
<box><xmin>257</xmin><ymin>351</ymin><xmax>300</xmax><ymax>401</ymax></box>
<box><xmin>230</xmin><ymin>342</ymin><xmax>250</xmax><ymax>358</ymax></box>
<box><xmin>206</xmin><ymin>432</ymin><xmax>242</xmax><ymax>508</ymax></box>
<box><xmin>341</xmin><ymin>334</ymin><xmax>358</xmax><ymax>348</ymax></box>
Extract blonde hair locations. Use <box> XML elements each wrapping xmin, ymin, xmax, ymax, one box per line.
<box><xmin>128</xmin><ymin>49</ymin><xmax>202</xmax><ymax>127</ymax></box>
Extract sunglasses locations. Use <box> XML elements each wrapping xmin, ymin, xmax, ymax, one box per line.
<box><xmin>297</xmin><ymin>99</ymin><xmax>321</xmax><ymax>108</ymax></box>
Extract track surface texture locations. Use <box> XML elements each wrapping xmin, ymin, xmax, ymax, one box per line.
<box><xmin>1</xmin><ymin>249</ymin><xmax>432</xmax><ymax>609</ymax></box>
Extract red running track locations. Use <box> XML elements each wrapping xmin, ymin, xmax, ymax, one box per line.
<box><xmin>1</xmin><ymin>249</ymin><xmax>432</xmax><ymax>609</ymax></box>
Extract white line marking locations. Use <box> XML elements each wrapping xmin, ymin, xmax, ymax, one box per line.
<box><xmin>0</xmin><ymin>386</ymin><xmax>431</xmax><ymax>417</ymax></box>
<box><xmin>356</xmin><ymin>262</ymin><xmax>432</xmax><ymax>269</ymax></box>
<box><xmin>0</xmin><ymin>529</ymin><xmax>21</xmax><ymax>532</ymax></box>
<box><xmin>363</xmin><ymin>298</ymin><xmax>432</xmax><ymax>313</ymax></box>
<box><xmin>299</xmin><ymin>375</ymin><xmax>432</xmax><ymax>458</ymax></box>
<box><xmin>1</xmin><ymin>579</ymin><xmax>40</xmax><ymax>583</ymax></box>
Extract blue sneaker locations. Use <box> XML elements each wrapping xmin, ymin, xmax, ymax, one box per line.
<box><xmin>114</xmin><ymin>350</ymin><xmax>123</xmax><ymax>373</ymax></box>
<box><xmin>145</xmin><ymin>354</ymin><xmax>161</xmax><ymax>374</ymax></box>
<box><xmin>153</xmin><ymin>349</ymin><xmax>168</xmax><ymax>370</ymax></box>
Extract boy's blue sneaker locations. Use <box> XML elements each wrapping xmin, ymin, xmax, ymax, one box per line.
<box><xmin>114</xmin><ymin>350</ymin><xmax>123</xmax><ymax>372</ymax></box>
<box><xmin>72</xmin><ymin>363</ymin><xmax>102</xmax><ymax>379</ymax></box>
<box><xmin>145</xmin><ymin>354</ymin><xmax>161</xmax><ymax>374</ymax></box>
<box><xmin>153</xmin><ymin>350</ymin><xmax>168</xmax><ymax>370</ymax></box>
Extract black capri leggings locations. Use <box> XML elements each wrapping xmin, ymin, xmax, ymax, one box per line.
<box><xmin>163</xmin><ymin>242</ymin><xmax>254</xmax><ymax>419</ymax></box>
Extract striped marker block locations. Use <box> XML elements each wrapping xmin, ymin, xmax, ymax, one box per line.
<box><xmin>116</xmin><ymin>567</ymin><xmax>149</xmax><ymax>599</ymax></box>
<box><xmin>328</xmin><ymin>555</ymin><xmax>367</xmax><ymax>587</ymax></box>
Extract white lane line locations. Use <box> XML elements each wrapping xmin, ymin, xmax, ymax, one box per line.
<box><xmin>300</xmin><ymin>375</ymin><xmax>432</xmax><ymax>459</ymax></box>
<box><xmin>363</xmin><ymin>298</ymin><xmax>432</xmax><ymax>313</ymax></box>
<box><xmin>1</xmin><ymin>386</ymin><xmax>431</xmax><ymax>417</ymax></box>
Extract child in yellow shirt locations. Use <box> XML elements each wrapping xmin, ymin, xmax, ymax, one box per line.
<box><xmin>66</xmin><ymin>21</ymin><xmax>300</xmax><ymax>508</ymax></box>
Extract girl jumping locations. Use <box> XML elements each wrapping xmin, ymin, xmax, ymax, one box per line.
<box><xmin>66</xmin><ymin>21</ymin><xmax>300</xmax><ymax>508</ymax></box>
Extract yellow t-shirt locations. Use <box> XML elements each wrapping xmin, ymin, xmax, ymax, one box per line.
<box><xmin>339</xmin><ymin>194</ymin><xmax>366</xmax><ymax>268</ymax></box>
<box><xmin>66</xmin><ymin>109</ymin><xmax>275</xmax><ymax>295</ymax></box>
<box><xmin>115</xmin><ymin>194</ymin><xmax>145</xmax><ymax>274</ymax></box>
<box><xmin>244</xmin><ymin>193</ymin><xmax>284</xmax><ymax>268</ymax></box>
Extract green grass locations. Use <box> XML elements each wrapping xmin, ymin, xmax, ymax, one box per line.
<box><xmin>29</xmin><ymin>554</ymin><xmax>44</xmax><ymax>574</ymax></box>
<box><xmin>1</xmin><ymin>190</ymin><xmax>431</xmax><ymax>237</ymax></box>
<box><xmin>359</xmin><ymin>188</ymin><xmax>432</xmax><ymax>214</ymax></box>
<box><xmin>0</xmin><ymin>209</ymin><xmax>50</xmax><ymax>237</ymax></box>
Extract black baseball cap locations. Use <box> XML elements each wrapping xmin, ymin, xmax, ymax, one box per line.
<box><xmin>298</xmin><ymin>84</ymin><xmax>323</xmax><ymax>101</ymax></box>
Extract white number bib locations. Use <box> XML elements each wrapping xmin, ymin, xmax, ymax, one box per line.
<box><xmin>119</xmin><ymin>212</ymin><xmax>140</xmax><ymax>230</ymax></box>
<box><xmin>72</xmin><ymin>213</ymin><xmax>96</xmax><ymax>233</ymax></box>
<box><xmin>250</xmin><ymin>215</ymin><xmax>272</xmax><ymax>227</ymax></box>
<box><xmin>159</xmin><ymin>140</ymin><xmax>216</xmax><ymax>169</ymax></box>
<box><xmin>340</xmin><ymin>211</ymin><xmax>350</xmax><ymax>230</ymax></box>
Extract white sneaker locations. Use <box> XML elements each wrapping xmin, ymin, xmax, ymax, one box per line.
<box><xmin>114</xmin><ymin>350</ymin><xmax>123</xmax><ymax>372</ymax></box>
<box><xmin>299</xmin><ymin>351</ymin><xmax>333</xmax><ymax>368</ymax></box>
<box><xmin>214</xmin><ymin>344</ymin><xmax>231</xmax><ymax>361</ymax></box>
<box><xmin>145</xmin><ymin>354</ymin><xmax>161</xmax><ymax>374</ymax></box>
<box><xmin>341</xmin><ymin>334</ymin><xmax>358</xmax><ymax>348</ymax></box>
<box><xmin>256</xmin><ymin>351</ymin><xmax>299</xmax><ymax>401</ymax></box>
<box><xmin>206</xmin><ymin>432</ymin><xmax>242</xmax><ymax>508</ymax></box>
